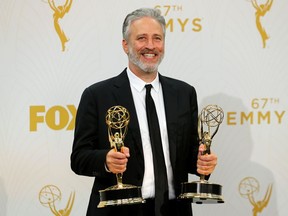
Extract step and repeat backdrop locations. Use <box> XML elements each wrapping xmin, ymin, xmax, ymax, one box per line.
<box><xmin>1</xmin><ymin>0</ymin><xmax>287</xmax><ymax>215</ymax></box>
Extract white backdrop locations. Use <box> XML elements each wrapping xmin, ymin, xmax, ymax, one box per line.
<box><xmin>1</xmin><ymin>0</ymin><xmax>288</xmax><ymax>215</ymax></box>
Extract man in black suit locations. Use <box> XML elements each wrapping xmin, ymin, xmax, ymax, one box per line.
<box><xmin>71</xmin><ymin>8</ymin><xmax>218</xmax><ymax>216</ymax></box>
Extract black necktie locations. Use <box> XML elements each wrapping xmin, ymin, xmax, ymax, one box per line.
<box><xmin>145</xmin><ymin>84</ymin><xmax>169</xmax><ymax>216</ymax></box>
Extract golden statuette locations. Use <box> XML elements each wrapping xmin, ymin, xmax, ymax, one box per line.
<box><xmin>98</xmin><ymin>105</ymin><xmax>145</xmax><ymax>208</ymax></box>
<box><xmin>178</xmin><ymin>104</ymin><xmax>225</xmax><ymax>204</ymax></box>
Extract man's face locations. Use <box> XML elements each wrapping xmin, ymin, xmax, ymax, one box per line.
<box><xmin>123</xmin><ymin>17</ymin><xmax>165</xmax><ymax>73</ymax></box>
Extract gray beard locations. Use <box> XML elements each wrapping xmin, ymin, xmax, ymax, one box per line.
<box><xmin>128</xmin><ymin>48</ymin><xmax>164</xmax><ymax>73</ymax></box>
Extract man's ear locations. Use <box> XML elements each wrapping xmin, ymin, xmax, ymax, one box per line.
<box><xmin>122</xmin><ymin>39</ymin><xmax>129</xmax><ymax>54</ymax></box>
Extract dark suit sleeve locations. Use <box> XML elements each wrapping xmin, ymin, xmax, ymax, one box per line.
<box><xmin>70</xmin><ymin>87</ymin><xmax>112</xmax><ymax>178</ymax></box>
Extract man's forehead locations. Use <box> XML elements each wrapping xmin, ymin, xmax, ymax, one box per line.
<box><xmin>130</xmin><ymin>18</ymin><xmax>164</xmax><ymax>34</ymax></box>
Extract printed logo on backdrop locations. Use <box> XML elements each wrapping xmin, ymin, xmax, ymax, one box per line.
<box><xmin>29</xmin><ymin>98</ymin><xmax>285</xmax><ymax>131</ymax></box>
<box><xmin>226</xmin><ymin>98</ymin><xmax>285</xmax><ymax>125</ymax></box>
<box><xmin>239</xmin><ymin>177</ymin><xmax>273</xmax><ymax>216</ymax></box>
<box><xmin>249</xmin><ymin>0</ymin><xmax>274</xmax><ymax>48</ymax></box>
<box><xmin>39</xmin><ymin>185</ymin><xmax>75</xmax><ymax>215</ymax></box>
<box><xmin>154</xmin><ymin>5</ymin><xmax>202</xmax><ymax>32</ymax></box>
<box><xmin>42</xmin><ymin>0</ymin><xmax>73</xmax><ymax>51</ymax></box>
<box><xmin>30</xmin><ymin>105</ymin><xmax>76</xmax><ymax>131</ymax></box>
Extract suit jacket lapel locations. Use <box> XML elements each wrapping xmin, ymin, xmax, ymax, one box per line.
<box><xmin>111</xmin><ymin>69</ymin><xmax>145</xmax><ymax>174</ymax></box>
<box><xmin>160</xmin><ymin>74</ymin><xmax>178</xmax><ymax>173</ymax></box>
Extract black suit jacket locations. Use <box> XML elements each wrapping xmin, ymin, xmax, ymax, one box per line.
<box><xmin>71</xmin><ymin>69</ymin><xmax>199</xmax><ymax>216</ymax></box>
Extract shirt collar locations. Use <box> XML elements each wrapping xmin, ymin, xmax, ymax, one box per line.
<box><xmin>126</xmin><ymin>67</ymin><xmax>160</xmax><ymax>93</ymax></box>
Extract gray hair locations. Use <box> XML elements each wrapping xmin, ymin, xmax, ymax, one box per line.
<box><xmin>122</xmin><ymin>8</ymin><xmax>166</xmax><ymax>41</ymax></box>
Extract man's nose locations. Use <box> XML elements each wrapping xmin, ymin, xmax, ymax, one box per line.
<box><xmin>145</xmin><ymin>39</ymin><xmax>155</xmax><ymax>49</ymax></box>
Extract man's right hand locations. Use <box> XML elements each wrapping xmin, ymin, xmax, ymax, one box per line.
<box><xmin>105</xmin><ymin>147</ymin><xmax>130</xmax><ymax>174</ymax></box>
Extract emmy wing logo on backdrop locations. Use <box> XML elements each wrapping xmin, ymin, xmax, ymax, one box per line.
<box><xmin>39</xmin><ymin>185</ymin><xmax>75</xmax><ymax>216</ymax></box>
<box><xmin>43</xmin><ymin>0</ymin><xmax>73</xmax><ymax>51</ymax></box>
<box><xmin>239</xmin><ymin>177</ymin><xmax>273</xmax><ymax>216</ymax></box>
<box><xmin>249</xmin><ymin>0</ymin><xmax>273</xmax><ymax>48</ymax></box>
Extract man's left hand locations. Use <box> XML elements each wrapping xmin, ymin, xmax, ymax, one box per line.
<box><xmin>197</xmin><ymin>144</ymin><xmax>218</xmax><ymax>176</ymax></box>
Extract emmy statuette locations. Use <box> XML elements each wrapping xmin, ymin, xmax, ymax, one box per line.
<box><xmin>178</xmin><ymin>105</ymin><xmax>225</xmax><ymax>204</ymax></box>
<box><xmin>98</xmin><ymin>106</ymin><xmax>145</xmax><ymax>208</ymax></box>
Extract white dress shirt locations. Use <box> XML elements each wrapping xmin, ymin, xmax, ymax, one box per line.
<box><xmin>127</xmin><ymin>68</ymin><xmax>175</xmax><ymax>200</ymax></box>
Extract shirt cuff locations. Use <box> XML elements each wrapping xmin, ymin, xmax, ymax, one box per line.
<box><xmin>104</xmin><ymin>163</ymin><xmax>111</xmax><ymax>173</ymax></box>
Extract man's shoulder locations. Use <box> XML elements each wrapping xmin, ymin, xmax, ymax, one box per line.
<box><xmin>87</xmin><ymin>76</ymin><xmax>115</xmax><ymax>90</ymax></box>
<box><xmin>86</xmin><ymin>69</ymin><xmax>128</xmax><ymax>91</ymax></box>
<box><xmin>160</xmin><ymin>74</ymin><xmax>195</xmax><ymax>90</ymax></box>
